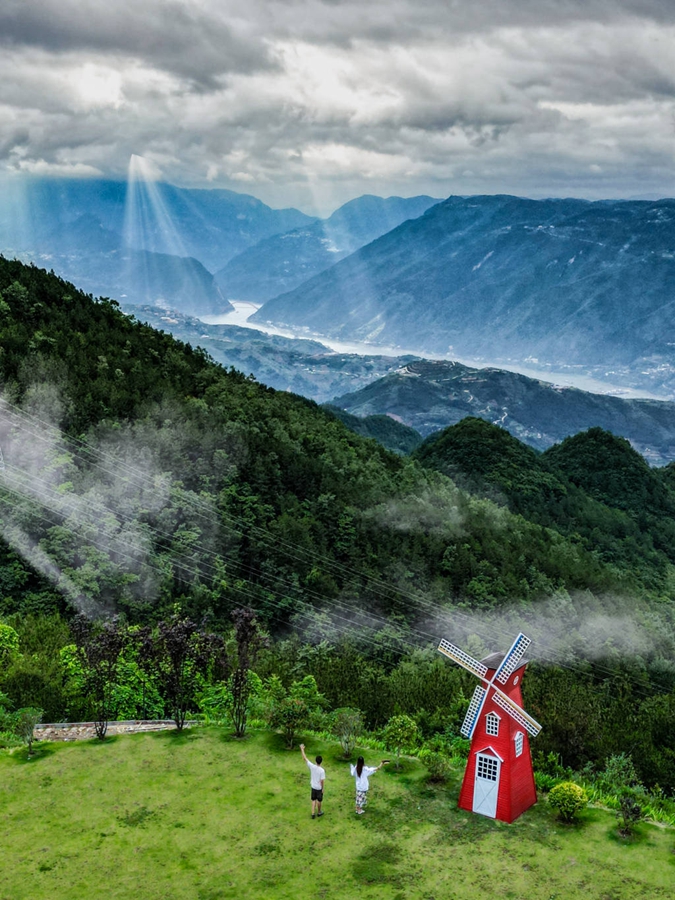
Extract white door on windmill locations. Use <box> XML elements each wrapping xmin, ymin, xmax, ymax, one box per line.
<box><xmin>473</xmin><ymin>753</ymin><xmax>501</xmax><ymax>818</ymax></box>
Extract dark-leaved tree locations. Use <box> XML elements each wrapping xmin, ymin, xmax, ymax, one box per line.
<box><xmin>72</xmin><ymin>615</ymin><xmax>127</xmax><ymax>739</ymax></box>
<box><xmin>140</xmin><ymin>614</ymin><xmax>226</xmax><ymax>732</ymax></box>
<box><xmin>231</xmin><ymin>607</ymin><xmax>265</xmax><ymax>738</ymax></box>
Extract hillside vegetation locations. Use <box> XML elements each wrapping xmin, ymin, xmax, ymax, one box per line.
<box><xmin>1</xmin><ymin>257</ymin><xmax>675</xmax><ymax>794</ymax></box>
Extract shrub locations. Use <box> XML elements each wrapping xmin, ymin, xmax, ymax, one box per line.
<box><xmin>270</xmin><ymin>696</ymin><xmax>309</xmax><ymax>749</ymax></box>
<box><xmin>419</xmin><ymin>748</ymin><xmax>452</xmax><ymax>782</ymax></box>
<box><xmin>548</xmin><ymin>781</ymin><xmax>588</xmax><ymax>823</ymax></box>
<box><xmin>598</xmin><ymin>753</ymin><xmax>643</xmax><ymax>793</ymax></box>
<box><xmin>535</xmin><ymin>772</ymin><xmax>562</xmax><ymax>792</ymax></box>
<box><xmin>449</xmin><ymin>736</ymin><xmax>470</xmax><ymax>761</ymax></box>
<box><xmin>616</xmin><ymin>793</ymin><xmax>644</xmax><ymax>837</ymax></box>
<box><xmin>265</xmin><ymin>675</ymin><xmax>327</xmax><ymax>747</ymax></box>
<box><xmin>332</xmin><ymin>707</ymin><xmax>364</xmax><ymax>757</ymax></box>
<box><xmin>0</xmin><ymin>623</ymin><xmax>20</xmax><ymax>665</ymax></box>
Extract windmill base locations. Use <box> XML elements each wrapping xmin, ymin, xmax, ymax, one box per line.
<box><xmin>458</xmin><ymin>754</ymin><xmax>537</xmax><ymax>824</ymax></box>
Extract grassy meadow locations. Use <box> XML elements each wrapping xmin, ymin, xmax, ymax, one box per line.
<box><xmin>1</xmin><ymin>728</ymin><xmax>674</xmax><ymax>900</ymax></box>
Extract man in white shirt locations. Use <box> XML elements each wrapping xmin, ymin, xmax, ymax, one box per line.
<box><xmin>300</xmin><ymin>743</ymin><xmax>326</xmax><ymax>819</ymax></box>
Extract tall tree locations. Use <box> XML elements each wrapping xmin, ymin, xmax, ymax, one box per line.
<box><xmin>231</xmin><ymin>607</ymin><xmax>265</xmax><ymax>738</ymax></box>
<box><xmin>72</xmin><ymin>615</ymin><xmax>127</xmax><ymax>739</ymax></box>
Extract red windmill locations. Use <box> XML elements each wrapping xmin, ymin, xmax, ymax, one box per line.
<box><xmin>438</xmin><ymin>632</ymin><xmax>541</xmax><ymax>823</ymax></box>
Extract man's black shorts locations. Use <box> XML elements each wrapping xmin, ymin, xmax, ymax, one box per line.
<box><xmin>311</xmin><ymin>788</ymin><xmax>324</xmax><ymax>802</ymax></box>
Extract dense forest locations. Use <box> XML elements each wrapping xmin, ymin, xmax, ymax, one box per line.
<box><xmin>1</xmin><ymin>256</ymin><xmax>674</xmax><ymax>795</ymax></box>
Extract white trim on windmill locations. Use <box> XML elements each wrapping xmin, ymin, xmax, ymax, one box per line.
<box><xmin>460</xmin><ymin>684</ymin><xmax>488</xmax><ymax>738</ymax></box>
<box><xmin>494</xmin><ymin>633</ymin><xmax>530</xmax><ymax>684</ymax></box>
<box><xmin>438</xmin><ymin>639</ymin><xmax>488</xmax><ymax>679</ymax></box>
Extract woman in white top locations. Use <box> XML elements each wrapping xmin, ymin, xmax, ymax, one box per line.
<box><xmin>350</xmin><ymin>755</ymin><xmax>389</xmax><ymax>814</ymax></box>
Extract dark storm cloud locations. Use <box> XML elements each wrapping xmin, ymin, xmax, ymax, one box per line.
<box><xmin>0</xmin><ymin>0</ymin><xmax>274</xmax><ymax>85</ymax></box>
<box><xmin>1</xmin><ymin>0</ymin><xmax>674</xmax><ymax>209</ymax></box>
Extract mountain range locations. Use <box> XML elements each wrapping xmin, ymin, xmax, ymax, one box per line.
<box><xmin>215</xmin><ymin>194</ymin><xmax>439</xmax><ymax>302</ymax></box>
<box><xmin>126</xmin><ymin>304</ymin><xmax>675</xmax><ymax>464</ymax></box>
<box><xmin>251</xmin><ymin>194</ymin><xmax>675</xmax><ymax>393</ymax></box>
<box><xmin>332</xmin><ymin>358</ymin><xmax>675</xmax><ymax>464</ymax></box>
<box><xmin>0</xmin><ymin>177</ymin><xmax>314</xmax><ymax>315</ymax></box>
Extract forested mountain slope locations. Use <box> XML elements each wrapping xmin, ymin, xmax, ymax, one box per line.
<box><xmin>332</xmin><ymin>359</ymin><xmax>675</xmax><ymax>464</ymax></box>
<box><xmin>251</xmin><ymin>195</ymin><xmax>675</xmax><ymax>384</ymax></box>
<box><xmin>0</xmin><ymin>256</ymin><xmax>631</xmax><ymax>626</ymax></box>
<box><xmin>414</xmin><ymin>418</ymin><xmax>675</xmax><ymax>594</ymax></box>
<box><xmin>3</xmin><ymin>258</ymin><xmax>675</xmax><ymax>791</ymax></box>
<box><xmin>216</xmin><ymin>194</ymin><xmax>439</xmax><ymax>302</ymax></box>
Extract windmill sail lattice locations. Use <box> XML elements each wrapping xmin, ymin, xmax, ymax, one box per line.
<box><xmin>437</xmin><ymin>632</ymin><xmax>541</xmax><ymax>738</ymax></box>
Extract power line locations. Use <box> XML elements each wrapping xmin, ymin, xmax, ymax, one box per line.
<box><xmin>0</xmin><ymin>441</ymin><xmax>665</xmax><ymax>701</ymax></box>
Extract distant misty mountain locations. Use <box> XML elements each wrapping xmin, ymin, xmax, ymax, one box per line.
<box><xmin>0</xmin><ymin>177</ymin><xmax>314</xmax><ymax>270</ymax></box>
<box><xmin>0</xmin><ymin>177</ymin><xmax>314</xmax><ymax>315</ymax></box>
<box><xmin>215</xmin><ymin>194</ymin><xmax>440</xmax><ymax>302</ymax></box>
<box><xmin>332</xmin><ymin>359</ymin><xmax>675</xmax><ymax>464</ymax></box>
<box><xmin>5</xmin><ymin>212</ymin><xmax>229</xmax><ymax>316</ymax></box>
<box><xmin>251</xmin><ymin>194</ymin><xmax>675</xmax><ymax>378</ymax></box>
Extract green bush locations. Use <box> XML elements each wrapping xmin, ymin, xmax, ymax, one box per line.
<box><xmin>534</xmin><ymin>771</ymin><xmax>562</xmax><ymax>792</ymax></box>
<box><xmin>548</xmin><ymin>781</ymin><xmax>588</xmax><ymax>823</ymax></box>
<box><xmin>270</xmin><ymin>697</ymin><xmax>309</xmax><ymax>749</ymax></box>
<box><xmin>0</xmin><ymin>623</ymin><xmax>20</xmax><ymax>664</ymax></box>
<box><xmin>418</xmin><ymin>747</ymin><xmax>452</xmax><ymax>782</ymax></box>
<box><xmin>598</xmin><ymin>753</ymin><xmax>643</xmax><ymax>793</ymax></box>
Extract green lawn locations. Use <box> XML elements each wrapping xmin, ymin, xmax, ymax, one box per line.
<box><xmin>1</xmin><ymin>728</ymin><xmax>673</xmax><ymax>900</ymax></box>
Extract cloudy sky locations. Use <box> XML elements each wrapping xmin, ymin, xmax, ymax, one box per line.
<box><xmin>1</xmin><ymin>0</ymin><xmax>675</xmax><ymax>213</ymax></box>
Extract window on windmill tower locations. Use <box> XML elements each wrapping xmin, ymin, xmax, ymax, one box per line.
<box><xmin>514</xmin><ymin>732</ymin><xmax>524</xmax><ymax>757</ymax></box>
<box><xmin>486</xmin><ymin>712</ymin><xmax>500</xmax><ymax>736</ymax></box>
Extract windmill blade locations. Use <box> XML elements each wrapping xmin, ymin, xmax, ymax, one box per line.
<box><xmin>460</xmin><ymin>684</ymin><xmax>488</xmax><ymax>738</ymax></box>
<box><xmin>492</xmin><ymin>689</ymin><xmax>542</xmax><ymax>737</ymax></box>
<box><xmin>438</xmin><ymin>639</ymin><xmax>488</xmax><ymax>679</ymax></box>
<box><xmin>494</xmin><ymin>632</ymin><xmax>531</xmax><ymax>684</ymax></box>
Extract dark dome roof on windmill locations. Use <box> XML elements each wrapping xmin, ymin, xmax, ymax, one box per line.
<box><xmin>481</xmin><ymin>651</ymin><xmax>530</xmax><ymax>670</ymax></box>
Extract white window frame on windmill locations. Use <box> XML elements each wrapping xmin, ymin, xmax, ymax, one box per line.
<box><xmin>485</xmin><ymin>711</ymin><xmax>500</xmax><ymax>736</ymax></box>
<box><xmin>514</xmin><ymin>731</ymin><xmax>524</xmax><ymax>758</ymax></box>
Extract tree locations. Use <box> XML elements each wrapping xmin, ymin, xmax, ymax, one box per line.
<box><xmin>383</xmin><ymin>714</ymin><xmax>419</xmax><ymax>769</ymax></box>
<box><xmin>72</xmin><ymin>615</ymin><xmax>127</xmax><ymax>739</ymax></box>
<box><xmin>332</xmin><ymin>707</ymin><xmax>364</xmax><ymax>757</ymax></box>
<box><xmin>13</xmin><ymin>707</ymin><xmax>43</xmax><ymax>757</ymax></box>
<box><xmin>140</xmin><ymin>614</ymin><xmax>226</xmax><ymax>732</ymax></box>
<box><xmin>418</xmin><ymin>747</ymin><xmax>452</xmax><ymax>783</ymax></box>
<box><xmin>548</xmin><ymin>782</ymin><xmax>588</xmax><ymax>823</ymax></box>
<box><xmin>230</xmin><ymin>608</ymin><xmax>264</xmax><ymax>738</ymax></box>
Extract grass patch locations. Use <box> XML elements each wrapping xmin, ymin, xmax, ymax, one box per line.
<box><xmin>1</xmin><ymin>728</ymin><xmax>673</xmax><ymax>900</ymax></box>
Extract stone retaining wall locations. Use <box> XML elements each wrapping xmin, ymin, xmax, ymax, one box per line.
<box><xmin>34</xmin><ymin>720</ymin><xmax>183</xmax><ymax>742</ymax></box>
